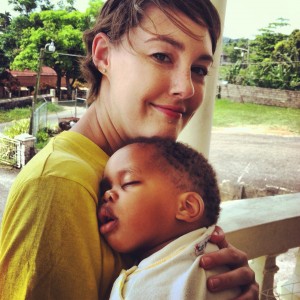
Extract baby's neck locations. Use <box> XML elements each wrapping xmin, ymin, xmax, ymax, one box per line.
<box><xmin>134</xmin><ymin>237</ymin><xmax>178</xmax><ymax>263</ymax></box>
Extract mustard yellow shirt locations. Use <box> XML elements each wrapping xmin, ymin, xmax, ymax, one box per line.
<box><xmin>0</xmin><ymin>131</ymin><xmax>126</xmax><ymax>300</ymax></box>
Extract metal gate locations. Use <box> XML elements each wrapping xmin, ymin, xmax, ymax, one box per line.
<box><xmin>0</xmin><ymin>135</ymin><xmax>21</xmax><ymax>168</ymax></box>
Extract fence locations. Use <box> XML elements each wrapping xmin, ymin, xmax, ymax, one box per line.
<box><xmin>32</xmin><ymin>100</ymin><xmax>48</xmax><ymax>137</ymax></box>
<box><xmin>0</xmin><ymin>135</ymin><xmax>21</xmax><ymax>168</ymax></box>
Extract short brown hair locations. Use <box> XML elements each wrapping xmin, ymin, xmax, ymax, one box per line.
<box><xmin>81</xmin><ymin>0</ymin><xmax>221</xmax><ymax>104</ymax></box>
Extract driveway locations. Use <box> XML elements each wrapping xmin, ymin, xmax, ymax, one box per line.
<box><xmin>210</xmin><ymin>128</ymin><xmax>300</xmax><ymax>195</ymax></box>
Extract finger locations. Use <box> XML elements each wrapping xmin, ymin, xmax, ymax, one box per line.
<box><xmin>200</xmin><ymin>247</ymin><xmax>248</xmax><ymax>270</ymax></box>
<box><xmin>206</xmin><ymin>266</ymin><xmax>256</xmax><ymax>292</ymax></box>
<box><xmin>209</xmin><ymin>225</ymin><xmax>229</xmax><ymax>249</ymax></box>
<box><xmin>233</xmin><ymin>282</ymin><xmax>259</xmax><ymax>300</ymax></box>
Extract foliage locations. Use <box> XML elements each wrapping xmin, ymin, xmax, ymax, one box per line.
<box><xmin>222</xmin><ymin>38</ymin><xmax>250</xmax><ymax>63</ymax></box>
<box><xmin>0</xmin><ymin>12</ymin><xmax>12</xmax><ymax>31</ymax></box>
<box><xmin>35</xmin><ymin>127</ymin><xmax>49</xmax><ymax>148</ymax></box>
<box><xmin>35</xmin><ymin>127</ymin><xmax>60</xmax><ymax>149</ymax></box>
<box><xmin>0</xmin><ymin>0</ymin><xmax>105</xmax><ymax>99</ymax></box>
<box><xmin>56</xmin><ymin>0</ymin><xmax>75</xmax><ymax>12</ymax></box>
<box><xmin>0</xmin><ymin>15</ymin><xmax>33</xmax><ymax>67</ymax></box>
<box><xmin>6</xmin><ymin>107</ymin><xmax>31</xmax><ymax>120</ymax></box>
<box><xmin>0</xmin><ymin>103</ymin><xmax>61</xmax><ymax>123</ymax></box>
<box><xmin>222</xmin><ymin>19</ymin><xmax>299</xmax><ymax>90</ymax></box>
<box><xmin>8</xmin><ymin>0</ymin><xmax>55</xmax><ymax>15</ymax></box>
<box><xmin>3</xmin><ymin>119</ymin><xmax>30</xmax><ymax>138</ymax></box>
<box><xmin>250</xmin><ymin>19</ymin><xmax>289</xmax><ymax>63</ymax></box>
<box><xmin>46</xmin><ymin>102</ymin><xmax>63</xmax><ymax>113</ymax></box>
<box><xmin>85</xmin><ymin>0</ymin><xmax>105</xmax><ymax>24</ymax></box>
<box><xmin>9</xmin><ymin>9</ymin><xmax>92</xmax><ymax>99</ymax></box>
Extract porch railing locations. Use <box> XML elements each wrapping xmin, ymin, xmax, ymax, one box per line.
<box><xmin>218</xmin><ymin>193</ymin><xmax>300</xmax><ymax>299</ymax></box>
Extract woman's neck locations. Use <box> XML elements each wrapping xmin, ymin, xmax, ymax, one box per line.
<box><xmin>70</xmin><ymin>103</ymin><xmax>114</xmax><ymax>155</ymax></box>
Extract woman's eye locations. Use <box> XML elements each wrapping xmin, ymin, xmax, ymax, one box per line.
<box><xmin>191</xmin><ymin>66</ymin><xmax>208</xmax><ymax>76</ymax></box>
<box><xmin>152</xmin><ymin>53</ymin><xmax>171</xmax><ymax>63</ymax></box>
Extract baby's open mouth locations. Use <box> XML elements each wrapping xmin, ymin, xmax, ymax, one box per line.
<box><xmin>99</xmin><ymin>206</ymin><xmax>118</xmax><ymax>234</ymax></box>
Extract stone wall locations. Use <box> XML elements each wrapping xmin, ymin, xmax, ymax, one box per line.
<box><xmin>219</xmin><ymin>180</ymin><xmax>297</xmax><ymax>202</ymax></box>
<box><xmin>220</xmin><ymin>84</ymin><xmax>300</xmax><ymax>109</ymax></box>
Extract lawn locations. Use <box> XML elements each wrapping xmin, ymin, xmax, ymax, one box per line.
<box><xmin>213</xmin><ymin>99</ymin><xmax>300</xmax><ymax>134</ymax></box>
<box><xmin>0</xmin><ymin>103</ymin><xmax>63</xmax><ymax>123</ymax></box>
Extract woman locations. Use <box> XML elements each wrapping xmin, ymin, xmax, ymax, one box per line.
<box><xmin>0</xmin><ymin>0</ymin><xmax>258</xmax><ymax>299</ymax></box>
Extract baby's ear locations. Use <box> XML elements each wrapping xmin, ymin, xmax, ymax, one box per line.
<box><xmin>92</xmin><ymin>32</ymin><xmax>110</xmax><ymax>71</ymax></box>
<box><xmin>176</xmin><ymin>192</ymin><xmax>204</xmax><ymax>223</ymax></box>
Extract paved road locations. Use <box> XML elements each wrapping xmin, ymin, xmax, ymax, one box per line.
<box><xmin>210</xmin><ymin>129</ymin><xmax>300</xmax><ymax>193</ymax></box>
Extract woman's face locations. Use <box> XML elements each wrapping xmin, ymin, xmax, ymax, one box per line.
<box><xmin>98</xmin><ymin>5</ymin><xmax>213</xmax><ymax>142</ymax></box>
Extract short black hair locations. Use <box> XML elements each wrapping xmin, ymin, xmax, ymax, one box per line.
<box><xmin>126</xmin><ymin>137</ymin><xmax>221</xmax><ymax>226</ymax></box>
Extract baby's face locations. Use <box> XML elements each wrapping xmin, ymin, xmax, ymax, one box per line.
<box><xmin>98</xmin><ymin>144</ymin><xmax>180</xmax><ymax>257</ymax></box>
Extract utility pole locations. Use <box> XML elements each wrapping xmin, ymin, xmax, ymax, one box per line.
<box><xmin>29</xmin><ymin>41</ymin><xmax>56</xmax><ymax>135</ymax></box>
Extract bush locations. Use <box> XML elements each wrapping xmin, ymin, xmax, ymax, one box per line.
<box><xmin>35</xmin><ymin>127</ymin><xmax>60</xmax><ymax>149</ymax></box>
<box><xmin>3</xmin><ymin>119</ymin><xmax>30</xmax><ymax>138</ymax></box>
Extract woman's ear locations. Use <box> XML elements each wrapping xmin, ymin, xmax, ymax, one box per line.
<box><xmin>92</xmin><ymin>32</ymin><xmax>110</xmax><ymax>72</ymax></box>
<box><xmin>176</xmin><ymin>192</ymin><xmax>204</xmax><ymax>223</ymax></box>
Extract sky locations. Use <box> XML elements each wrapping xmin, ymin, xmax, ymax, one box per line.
<box><xmin>1</xmin><ymin>0</ymin><xmax>299</xmax><ymax>39</ymax></box>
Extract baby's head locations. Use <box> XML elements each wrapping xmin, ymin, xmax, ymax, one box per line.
<box><xmin>99</xmin><ymin>137</ymin><xmax>220</xmax><ymax>257</ymax></box>
<box><xmin>128</xmin><ymin>137</ymin><xmax>221</xmax><ymax>225</ymax></box>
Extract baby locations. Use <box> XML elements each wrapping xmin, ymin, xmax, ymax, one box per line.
<box><xmin>98</xmin><ymin>137</ymin><xmax>240</xmax><ymax>299</ymax></box>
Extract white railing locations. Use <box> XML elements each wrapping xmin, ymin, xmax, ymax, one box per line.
<box><xmin>218</xmin><ymin>193</ymin><xmax>300</xmax><ymax>299</ymax></box>
<box><xmin>0</xmin><ymin>133</ymin><xmax>35</xmax><ymax>168</ymax></box>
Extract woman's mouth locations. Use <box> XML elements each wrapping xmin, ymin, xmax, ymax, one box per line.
<box><xmin>99</xmin><ymin>206</ymin><xmax>118</xmax><ymax>235</ymax></box>
<box><xmin>151</xmin><ymin>104</ymin><xmax>185</xmax><ymax>119</ymax></box>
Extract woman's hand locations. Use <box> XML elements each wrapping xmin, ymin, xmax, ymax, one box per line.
<box><xmin>200</xmin><ymin>226</ymin><xmax>259</xmax><ymax>300</ymax></box>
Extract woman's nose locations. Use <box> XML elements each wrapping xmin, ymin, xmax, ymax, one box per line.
<box><xmin>170</xmin><ymin>69</ymin><xmax>195</xmax><ymax>99</ymax></box>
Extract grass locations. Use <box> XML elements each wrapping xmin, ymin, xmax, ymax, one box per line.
<box><xmin>0</xmin><ymin>103</ymin><xmax>63</xmax><ymax>123</ymax></box>
<box><xmin>0</xmin><ymin>107</ymin><xmax>31</xmax><ymax>122</ymax></box>
<box><xmin>213</xmin><ymin>99</ymin><xmax>300</xmax><ymax>134</ymax></box>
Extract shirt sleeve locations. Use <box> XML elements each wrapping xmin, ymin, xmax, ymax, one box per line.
<box><xmin>0</xmin><ymin>176</ymin><xmax>124</xmax><ymax>300</ymax></box>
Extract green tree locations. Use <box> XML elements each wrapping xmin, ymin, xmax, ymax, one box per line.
<box><xmin>8</xmin><ymin>0</ymin><xmax>54</xmax><ymax>15</ymax></box>
<box><xmin>250</xmin><ymin>18</ymin><xmax>289</xmax><ymax>62</ymax></box>
<box><xmin>223</xmin><ymin>19</ymin><xmax>299</xmax><ymax>90</ymax></box>
<box><xmin>0</xmin><ymin>12</ymin><xmax>12</xmax><ymax>31</ymax></box>
<box><xmin>1</xmin><ymin>0</ymin><xmax>106</xmax><ymax>97</ymax></box>
<box><xmin>0</xmin><ymin>15</ymin><xmax>31</xmax><ymax>67</ymax></box>
<box><xmin>11</xmin><ymin>10</ymin><xmax>92</xmax><ymax>98</ymax></box>
<box><xmin>85</xmin><ymin>0</ymin><xmax>105</xmax><ymax>23</ymax></box>
<box><xmin>57</xmin><ymin>0</ymin><xmax>76</xmax><ymax>12</ymax></box>
<box><xmin>222</xmin><ymin>38</ymin><xmax>250</xmax><ymax>64</ymax></box>
<box><xmin>271</xmin><ymin>29</ymin><xmax>300</xmax><ymax>89</ymax></box>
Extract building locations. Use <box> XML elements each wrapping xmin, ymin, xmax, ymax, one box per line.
<box><xmin>0</xmin><ymin>67</ymin><xmax>66</xmax><ymax>98</ymax></box>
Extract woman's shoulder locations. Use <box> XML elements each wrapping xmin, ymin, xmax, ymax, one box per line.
<box><xmin>14</xmin><ymin>131</ymin><xmax>108</xmax><ymax>198</ymax></box>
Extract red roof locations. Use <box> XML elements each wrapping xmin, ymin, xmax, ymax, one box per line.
<box><xmin>11</xmin><ymin>67</ymin><xmax>57</xmax><ymax>77</ymax></box>
<box><xmin>40</xmin><ymin>66</ymin><xmax>57</xmax><ymax>76</ymax></box>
